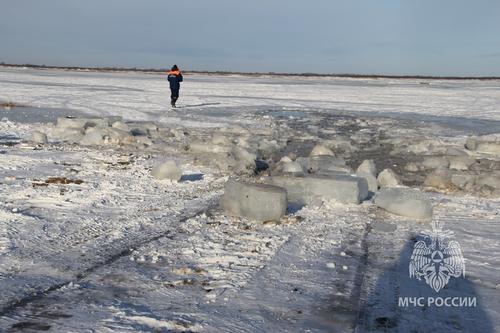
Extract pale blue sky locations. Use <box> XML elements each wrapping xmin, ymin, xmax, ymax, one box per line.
<box><xmin>1</xmin><ymin>0</ymin><xmax>500</xmax><ymax>76</ymax></box>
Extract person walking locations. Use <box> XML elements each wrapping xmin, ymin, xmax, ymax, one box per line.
<box><xmin>167</xmin><ymin>65</ymin><xmax>183</xmax><ymax>108</ymax></box>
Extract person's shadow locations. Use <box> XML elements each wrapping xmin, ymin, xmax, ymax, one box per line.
<box><xmin>356</xmin><ymin>235</ymin><xmax>494</xmax><ymax>332</ymax></box>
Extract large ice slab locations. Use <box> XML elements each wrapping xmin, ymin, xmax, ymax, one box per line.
<box><xmin>374</xmin><ymin>187</ymin><xmax>433</xmax><ymax>219</ymax></box>
<box><xmin>266</xmin><ymin>175</ymin><xmax>369</xmax><ymax>205</ymax></box>
<box><xmin>221</xmin><ymin>179</ymin><xmax>287</xmax><ymax>221</ymax></box>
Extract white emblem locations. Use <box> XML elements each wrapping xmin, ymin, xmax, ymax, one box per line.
<box><xmin>409</xmin><ymin>220</ymin><xmax>465</xmax><ymax>292</ymax></box>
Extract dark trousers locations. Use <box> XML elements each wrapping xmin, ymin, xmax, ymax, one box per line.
<box><xmin>170</xmin><ymin>89</ymin><xmax>179</xmax><ymax>106</ymax></box>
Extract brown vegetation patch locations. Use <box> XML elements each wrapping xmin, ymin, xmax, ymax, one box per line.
<box><xmin>0</xmin><ymin>102</ymin><xmax>21</xmax><ymax>108</ymax></box>
<box><xmin>45</xmin><ymin>177</ymin><xmax>84</xmax><ymax>185</ymax></box>
<box><xmin>32</xmin><ymin>177</ymin><xmax>84</xmax><ymax>187</ymax></box>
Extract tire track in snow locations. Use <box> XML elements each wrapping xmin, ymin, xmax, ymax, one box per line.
<box><xmin>0</xmin><ymin>195</ymin><xmax>220</xmax><ymax>318</ymax></box>
<box><xmin>198</xmin><ymin>204</ymin><xmax>373</xmax><ymax>333</ymax></box>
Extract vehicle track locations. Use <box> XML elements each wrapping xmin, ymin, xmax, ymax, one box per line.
<box><xmin>0</xmin><ymin>195</ymin><xmax>221</xmax><ymax>317</ymax></box>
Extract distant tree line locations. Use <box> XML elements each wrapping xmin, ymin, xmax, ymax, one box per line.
<box><xmin>0</xmin><ymin>62</ymin><xmax>499</xmax><ymax>80</ymax></box>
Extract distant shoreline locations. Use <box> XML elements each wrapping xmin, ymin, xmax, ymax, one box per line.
<box><xmin>1</xmin><ymin>62</ymin><xmax>499</xmax><ymax>80</ymax></box>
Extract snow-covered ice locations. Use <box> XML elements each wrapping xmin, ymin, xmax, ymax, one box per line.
<box><xmin>0</xmin><ymin>67</ymin><xmax>500</xmax><ymax>332</ymax></box>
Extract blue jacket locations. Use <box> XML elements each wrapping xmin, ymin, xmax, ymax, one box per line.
<box><xmin>167</xmin><ymin>71</ymin><xmax>183</xmax><ymax>90</ymax></box>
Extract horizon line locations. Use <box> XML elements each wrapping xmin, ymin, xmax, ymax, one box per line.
<box><xmin>2</xmin><ymin>62</ymin><xmax>500</xmax><ymax>81</ymax></box>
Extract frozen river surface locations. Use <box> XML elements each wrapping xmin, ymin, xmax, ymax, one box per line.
<box><xmin>0</xmin><ymin>68</ymin><xmax>499</xmax><ymax>332</ymax></box>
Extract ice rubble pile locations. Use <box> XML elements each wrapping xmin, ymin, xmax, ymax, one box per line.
<box><xmin>25</xmin><ymin>116</ymin><xmax>500</xmax><ymax>223</ymax></box>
